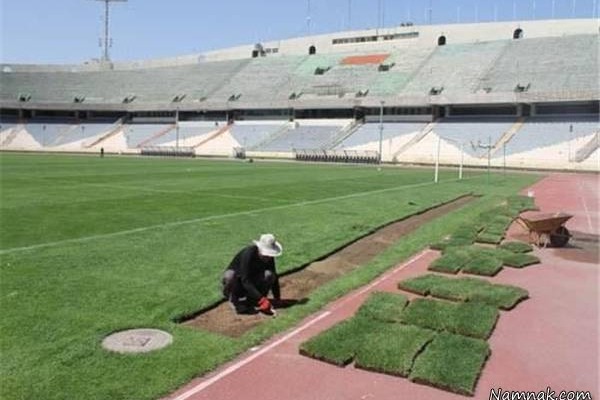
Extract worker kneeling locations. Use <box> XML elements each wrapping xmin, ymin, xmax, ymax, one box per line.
<box><xmin>222</xmin><ymin>233</ymin><xmax>282</xmax><ymax>315</ymax></box>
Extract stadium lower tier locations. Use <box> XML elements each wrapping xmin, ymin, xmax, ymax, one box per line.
<box><xmin>0</xmin><ymin>117</ymin><xmax>597</xmax><ymax>171</ymax></box>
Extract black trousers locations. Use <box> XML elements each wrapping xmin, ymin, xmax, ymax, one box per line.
<box><xmin>222</xmin><ymin>269</ymin><xmax>275</xmax><ymax>303</ymax></box>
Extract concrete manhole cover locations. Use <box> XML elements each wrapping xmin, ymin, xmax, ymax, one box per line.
<box><xmin>102</xmin><ymin>329</ymin><xmax>173</xmax><ymax>354</ymax></box>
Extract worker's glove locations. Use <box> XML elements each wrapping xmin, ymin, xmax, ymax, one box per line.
<box><xmin>257</xmin><ymin>297</ymin><xmax>272</xmax><ymax>313</ymax></box>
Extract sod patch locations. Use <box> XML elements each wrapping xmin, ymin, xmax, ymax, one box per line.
<box><xmin>401</xmin><ymin>298</ymin><xmax>499</xmax><ymax>339</ymax></box>
<box><xmin>397</xmin><ymin>274</ymin><xmax>450</xmax><ymax>296</ymax></box>
<box><xmin>506</xmin><ymin>195</ymin><xmax>536</xmax><ymax>213</ymax></box>
<box><xmin>468</xmin><ymin>284</ymin><xmax>529</xmax><ymax>310</ymax></box>
<box><xmin>461</xmin><ymin>252</ymin><xmax>503</xmax><ymax>276</ymax></box>
<box><xmin>428</xmin><ymin>254</ymin><xmax>463</xmax><ymax>274</ymax></box>
<box><xmin>499</xmin><ymin>241</ymin><xmax>533</xmax><ymax>253</ymax></box>
<box><xmin>433</xmin><ymin>195</ymin><xmax>534</xmax><ymax>253</ymax></box>
<box><xmin>356</xmin><ymin>292</ymin><xmax>408</xmax><ymax>323</ymax></box>
<box><xmin>430</xmin><ymin>246</ymin><xmax>507</xmax><ymax>276</ymax></box>
<box><xmin>485</xmin><ymin>225</ymin><xmax>508</xmax><ymax>237</ymax></box>
<box><xmin>398</xmin><ymin>274</ymin><xmax>529</xmax><ymax>310</ymax></box>
<box><xmin>299</xmin><ymin>317</ymin><xmax>372</xmax><ymax>366</ymax></box>
<box><xmin>410</xmin><ymin>332</ymin><xmax>490</xmax><ymax>396</ymax></box>
<box><xmin>354</xmin><ymin>323</ymin><xmax>436</xmax><ymax>377</ymax></box>
<box><xmin>491</xmin><ymin>215</ymin><xmax>514</xmax><ymax>226</ymax></box>
<box><xmin>475</xmin><ymin>231</ymin><xmax>504</xmax><ymax>245</ymax></box>
<box><xmin>500</xmin><ymin>252</ymin><xmax>540</xmax><ymax>268</ymax></box>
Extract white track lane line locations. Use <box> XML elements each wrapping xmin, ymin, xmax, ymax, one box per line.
<box><xmin>577</xmin><ymin>177</ymin><xmax>594</xmax><ymax>232</ymax></box>
<box><xmin>329</xmin><ymin>250</ymin><xmax>429</xmax><ymax>311</ymax></box>
<box><xmin>169</xmin><ymin>311</ymin><xmax>331</xmax><ymax>400</ymax></box>
<box><xmin>168</xmin><ymin>250</ymin><xmax>429</xmax><ymax>400</ymax></box>
<box><xmin>1</xmin><ymin>178</ymin><xmax>472</xmax><ymax>255</ymax></box>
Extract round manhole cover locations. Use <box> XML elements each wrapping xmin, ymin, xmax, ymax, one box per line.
<box><xmin>102</xmin><ymin>329</ymin><xmax>173</xmax><ymax>354</ymax></box>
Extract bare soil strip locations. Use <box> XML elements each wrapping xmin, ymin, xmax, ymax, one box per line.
<box><xmin>181</xmin><ymin>195</ymin><xmax>475</xmax><ymax>337</ymax></box>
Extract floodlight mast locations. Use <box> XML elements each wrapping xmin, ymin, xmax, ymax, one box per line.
<box><xmin>95</xmin><ymin>0</ymin><xmax>127</xmax><ymax>62</ymax></box>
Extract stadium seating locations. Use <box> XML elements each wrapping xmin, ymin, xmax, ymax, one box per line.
<box><xmin>369</xmin><ymin>47</ymin><xmax>435</xmax><ymax>96</ymax></box>
<box><xmin>0</xmin><ymin>26</ymin><xmax>597</xmax><ymax>170</ymax></box>
<box><xmin>24</xmin><ymin>123</ymin><xmax>76</xmax><ymax>146</ymax></box>
<box><xmin>334</xmin><ymin>122</ymin><xmax>426</xmax><ymax>149</ymax></box>
<box><xmin>0</xmin><ymin>123</ymin><xmax>17</xmax><ymax>133</ymax></box>
<box><xmin>143</xmin><ymin>123</ymin><xmax>219</xmax><ymax>147</ymax></box>
<box><xmin>404</xmin><ymin>41</ymin><xmax>508</xmax><ymax>96</ymax></box>
<box><xmin>52</xmin><ymin>123</ymin><xmax>113</xmax><ymax>147</ymax></box>
<box><xmin>2</xmin><ymin>35</ymin><xmax>596</xmax><ymax>105</ymax></box>
<box><xmin>432</xmin><ymin>118</ymin><xmax>516</xmax><ymax>157</ymax></box>
<box><xmin>229</xmin><ymin>122</ymin><xmax>289</xmax><ymax>148</ymax></box>
<box><xmin>505</xmin><ymin>116</ymin><xmax>599</xmax><ymax>155</ymax></box>
<box><xmin>256</xmin><ymin>122</ymin><xmax>345</xmax><ymax>152</ymax></box>
<box><xmin>123</xmin><ymin>124</ymin><xmax>172</xmax><ymax>148</ymax></box>
<box><xmin>0</xmin><ymin>59</ymin><xmax>249</xmax><ymax>104</ymax></box>
<box><xmin>477</xmin><ymin>35</ymin><xmax>598</xmax><ymax>94</ymax></box>
<box><xmin>211</xmin><ymin>56</ymin><xmax>307</xmax><ymax>103</ymax></box>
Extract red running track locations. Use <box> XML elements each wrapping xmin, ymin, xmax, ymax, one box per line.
<box><xmin>166</xmin><ymin>173</ymin><xmax>599</xmax><ymax>400</ymax></box>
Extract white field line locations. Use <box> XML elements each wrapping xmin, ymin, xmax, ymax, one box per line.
<box><xmin>1</xmin><ymin>177</ymin><xmax>473</xmax><ymax>255</ymax></box>
<box><xmin>169</xmin><ymin>311</ymin><xmax>332</xmax><ymax>400</ymax></box>
<box><xmin>80</xmin><ymin>182</ymin><xmax>288</xmax><ymax>203</ymax></box>
<box><xmin>168</xmin><ymin>250</ymin><xmax>429</xmax><ymax>400</ymax></box>
<box><xmin>209</xmin><ymin>193</ymin><xmax>289</xmax><ymax>203</ymax></box>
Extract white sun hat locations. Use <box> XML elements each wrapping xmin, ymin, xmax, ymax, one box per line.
<box><xmin>253</xmin><ymin>233</ymin><xmax>283</xmax><ymax>257</ymax></box>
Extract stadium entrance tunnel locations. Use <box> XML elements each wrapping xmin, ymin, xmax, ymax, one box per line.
<box><xmin>177</xmin><ymin>195</ymin><xmax>476</xmax><ymax>337</ymax></box>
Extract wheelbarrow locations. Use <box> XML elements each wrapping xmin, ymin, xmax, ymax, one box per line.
<box><xmin>517</xmin><ymin>212</ymin><xmax>573</xmax><ymax>248</ymax></box>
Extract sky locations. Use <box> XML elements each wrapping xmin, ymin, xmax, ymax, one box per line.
<box><xmin>0</xmin><ymin>0</ymin><xmax>597</xmax><ymax>64</ymax></box>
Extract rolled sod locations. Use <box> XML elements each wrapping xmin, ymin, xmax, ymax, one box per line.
<box><xmin>401</xmin><ymin>298</ymin><xmax>499</xmax><ymax>339</ymax></box>
<box><xmin>354</xmin><ymin>324</ymin><xmax>436</xmax><ymax>377</ymax></box>
<box><xmin>356</xmin><ymin>292</ymin><xmax>409</xmax><ymax>323</ymax></box>
<box><xmin>410</xmin><ymin>332</ymin><xmax>490</xmax><ymax>396</ymax></box>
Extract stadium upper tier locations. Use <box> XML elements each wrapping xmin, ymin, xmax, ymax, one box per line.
<box><xmin>1</xmin><ymin>20</ymin><xmax>597</xmax><ymax>110</ymax></box>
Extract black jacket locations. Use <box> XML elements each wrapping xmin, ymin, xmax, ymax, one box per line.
<box><xmin>227</xmin><ymin>245</ymin><xmax>281</xmax><ymax>300</ymax></box>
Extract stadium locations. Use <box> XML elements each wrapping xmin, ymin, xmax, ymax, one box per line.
<box><xmin>0</xmin><ymin>3</ymin><xmax>598</xmax><ymax>400</ymax></box>
<box><xmin>1</xmin><ymin>18</ymin><xmax>598</xmax><ymax>169</ymax></box>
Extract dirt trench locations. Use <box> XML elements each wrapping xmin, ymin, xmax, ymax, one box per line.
<box><xmin>181</xmin><ymin>195</ymin><xmax>475</xmax><ymax>337</ymax></box>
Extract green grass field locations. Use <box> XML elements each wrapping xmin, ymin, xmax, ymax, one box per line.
<box><xmin>0</xmin><ymin>153</ymin><xmax>541</xmax><ymax>400</ymax></box>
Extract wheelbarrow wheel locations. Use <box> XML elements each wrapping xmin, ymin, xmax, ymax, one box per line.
<box><xmin>550</xmin><ymin>226</ymin><xmax>570</xmax><ymax>247</ymax></box>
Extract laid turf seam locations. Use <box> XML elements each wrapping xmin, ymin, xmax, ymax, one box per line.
<box><xmin>353</xmin><ymin>324</ymin><xmax>437</xmax><ymax>378</ymax></box>
<box><xmin>300</xmin><ymin>292</ymin><xmax>497</xmax><ymax>395</ymax></box>
<box><xmin>409</xmin><ymin>332</ymin><xmax>491</xmax><ymax>396</ymax></box>
<box><xmin>398</xmin><ymin>274</ymin><xmax>530</xmax><ymax>310</ymax></box>
<box><xmin>406</xmin><ymin>334</ymin><xmax>437</xmax><ymax>377</ymax></box>
<box><xmin>1</xmin><ymin>176</ymin><xmax>479</xmax><ymax>255</ymax></box>
<box><xmin>277</xmin><ymin>194</ymin><xmax>475</xmax><ymax>277</ymax></box>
